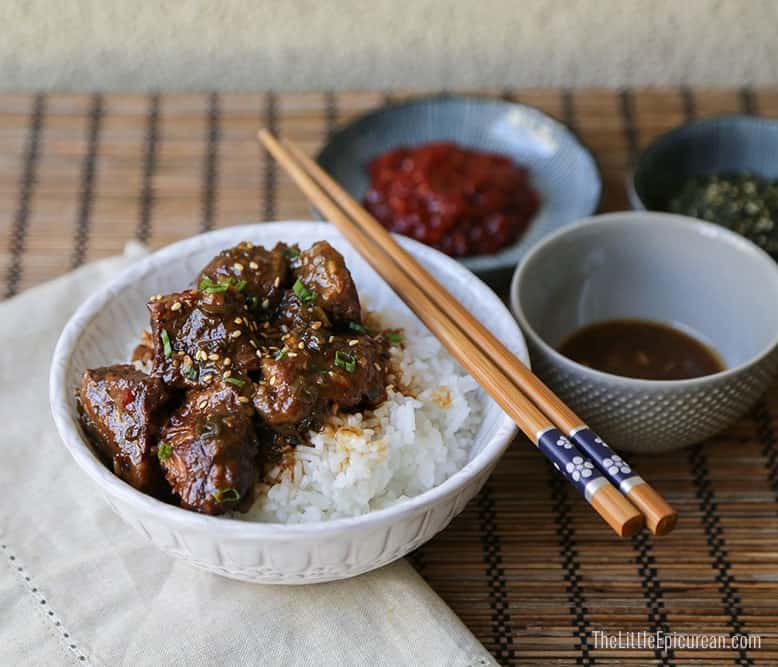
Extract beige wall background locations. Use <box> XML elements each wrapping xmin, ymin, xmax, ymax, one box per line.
<box><xmin>2</xmin><ymin>0</ymin><xmax>777</xmax><ymax>91</ymax></box>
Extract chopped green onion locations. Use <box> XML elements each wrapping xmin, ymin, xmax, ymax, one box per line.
<box><xmin>292</xmin><ymin>279</ymin><xmax>316</xmax><ymax>304</ymax></box>
<box><xmin>199</xmin><ymin>276</ymin><xmax>250</xmax><ymax>294</ymax></box>
<box><xmin>284</xmin><ymin>245</ymin><xmax>300</xmax><ymax>260</ymax></box>
<box><xmin>225</xmin><ymin>376</ymin><xmax>246</xmax><ymax>388</ymax></box>
<box><xmin>274</xmin><ymin>348</ymin><xmax>287</xmax><ymax>361</ymax></box>
<box><xmin>182</xmin><ymin>365</ymin><xmax>198</xmax><ymax>381</ymax></box>
<box><xmin>349</xmin><ymin>321</ymin><xmax>375</xmax><ymax>336</ymax></box>
<box><xmin>157</xmin><ymin>442</ymin><xmax>172</xmax><ymax>460</ymax></box>
<box><xmin>198</xmin><ymin>277</ymin><xmax>231</xmax><ymax>294</ymax></box>
<box><xmin>161</xmin><ymin>329</ymin><xmax>172</xmax><ymax>358</ymax></box>
<box><xmin>247</xmin><ymin>295</ymin><xmax>260</xmax><ymax>312</ymax></box>
<box><xmin>385</xmin><ymin>331</ymin><xmax>403</xmax><ymax>345</ymax></box>
<box><xmin>213</xmin><ymin>487</ymin><xmax>241</xmax><ymax>503</ymax></box>
<box><xmin>334</xmin><ymin>350</ymin><xmax>356</xmax><ymax>373</ymax></box>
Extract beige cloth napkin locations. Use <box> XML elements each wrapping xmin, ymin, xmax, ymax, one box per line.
<box><xmin>0</xmin><ymin>244</ymin><xmax>496</xmax><ymax>667</ymax></box>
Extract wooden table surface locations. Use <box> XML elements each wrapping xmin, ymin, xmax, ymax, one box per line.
<box><xmin>2</xmin><ymin>87</ymin><xmax>778</xmax><ymax>666</ymax></box>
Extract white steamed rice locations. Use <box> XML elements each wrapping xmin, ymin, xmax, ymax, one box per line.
<box><xmin>241</xmin><ymin>304</ymin><xmax>484</xmax><ymax>524</ymax></box>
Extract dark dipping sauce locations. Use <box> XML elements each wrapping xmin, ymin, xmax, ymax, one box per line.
<box><xmin>364</xmin><ymin>142</ymin><xmax>540</xmax><ymax>257</ymax></box>
<box><xmin>558</xmin><ymin>319</ymin><xmax>725</xmax><ymax>381</ymax></box>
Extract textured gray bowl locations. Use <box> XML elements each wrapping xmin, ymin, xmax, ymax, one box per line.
<box><xmin>316</xmin><ymin>95</ymin><xmax>601</xmax><ymax>285</ymax></box>
<box><xmin>510</xmin><ymin>212</ymin><xmax>778</xmax><ymax>453</ymax></box>
<box><xmin>629</xmin><ymin>114</ymin><xmax>778</xmax><ymax>211</ymax></box>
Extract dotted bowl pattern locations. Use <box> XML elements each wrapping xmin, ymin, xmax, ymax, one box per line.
<box><xmin>528</xmin><ymin>341</ymin><xmax>778</xmax><ymax>453</ymax></box>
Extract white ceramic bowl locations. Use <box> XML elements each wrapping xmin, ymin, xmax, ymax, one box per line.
<box><xmin>50</xmin><ymin>222</ymin><xmax>526</xmax><ymax>584</ymax></box>
<box><xmin>511</xmin><ymin>212</ymin><xmax>778</xmax><ymax>453</ymax></box>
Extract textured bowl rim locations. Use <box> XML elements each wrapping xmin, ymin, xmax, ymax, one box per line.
<box><xmin>510</xmin><ymin>211</ymin><xmax>778</xmax><ymax>389</ymax></box>
<box><xmin>315</xmin><ymin>93</ymin><xmax>603</xmax><ymax>274</ymax></box>
<box><xmin>50</xmin><ymin>221</ymin><xmax>523</xmax><ymax>539</ymax></box>
<box><xmin>628</xmin><ymin>114</ymin><xmax>778</xmax><ymax>210</ymax></box>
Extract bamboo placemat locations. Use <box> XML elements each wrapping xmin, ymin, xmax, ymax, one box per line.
<box><xmin>3</xmin><ymin>88</ymin><xmax>778</xmax><ymax>666</ymax></box>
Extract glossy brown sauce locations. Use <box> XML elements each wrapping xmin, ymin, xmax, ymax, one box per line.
<box><xmin>558</xmin><ymin>319</ymin><xmax>725</xmax><ymax>381</ymax></box>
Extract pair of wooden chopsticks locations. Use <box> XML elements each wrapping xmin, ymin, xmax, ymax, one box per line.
<box><xmin>257</xmin><ymin>129</ymin><xmax>678</xmax><ymax>538</ymax></box>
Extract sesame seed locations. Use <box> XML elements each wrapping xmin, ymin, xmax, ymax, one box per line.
<box><xmin>263</xmin><ymin>321</ymin><xmax>270</xmax><ymax>329</ymax></box>
<box><xmin>328</xmin><ymin>336</ymin><xmax>335</xmax><ymax>343</ymax></box>
<box><xmin>273</xmin><ymin>276</ymin><xmax>281</xmax><ymax>287</ymax></box>
<box><xmin>249</xmin><ymin>339</ymin><xmax>257</xmax><ymax>348</ymax></box>
<box><xmin>298</xmin><ymin>341</ymin><xmax>304</xmax><ymax>349</ymax></box>
<box><xmin>208</xmin><ymin>352</ymin><xmax>220</xmax><ymax>361</ymax></box>
<box><xmin>312</xmin><ymin>321</ymin><xmax>322</xmax><ymax>330</ymax></box>
<box><xmin>202</xmin><ymin>374</ymin><xmax>214</xmax><ymax>383</ymax></box>
<box><xmin>249</xmin><ymin>261</ymin><xmax>259</xmax><ymax>270</ymax></box>
<box><xmin>234</xmin><ymin>316</ymin><xmax>243</xmax><ymax>325</ymax></box>
<box><xmin>374</xmin><ymin>362</ymin><xmax>382</xmax><ymax>371</ymax></box>
<box><xmin>233</xmin><ymin>262</ymin><xmax>244</xmax><ymax>272</ymax></box>
<box><xmin>223</xmin><ymin>370</ymin><xmax>232</xmax><ymax>378</ymax></box>
<box><xmin>256</xmin><ymin>349</ymin><xmax>263</xmax><ymax>358</ymax></box>
<box><xmin>348</xmin><ymin>339</ymin><xmax>359</xmax><ymax>347</ymax></box>
<box><xmin>197</xmin><ymin>400</ymin><xmax>208</xmax><ymax>410</ymax></box>
<box><xmin>230</xmin><ymin>330</ymin><xmax>242</xmax><ymax>339</ymax></box>
<box><xmin>261</xmin><ymin>298</ymin><xmax>270</xmax><ymax>309</ymax></box>
<box><xmin>223</xmin><ymin>357</ymin><xmax>231</xmax><ymax>367</ymax></box>
<box><xmin>238</xmin><ymin>396</ymin><xmax>249</xmax><ymax>404</ymax></box>
<box><xmin>269</xmin><ymin>375</ymin><xmax>277</xmax><ymax>386</ymax></box>
<box><xmin>287</xmin><ymin>351</ymin><xmax>298</xmax><ymax>358</ymax></box>
<box><xmin>171</xmin><ymin>301</ymin><xmax>182</xmax><ymax>312</ymax></box>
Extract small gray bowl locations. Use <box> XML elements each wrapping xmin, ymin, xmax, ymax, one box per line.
<box><xmin>316</xmin><ymin>95</ymin><xmax>601</xmax><ymax>285</ymax></box>
<box><xmin>510</xmin><ymin>212</ymin><xmax>778</xmax><ymax>453</ymax></box>
<box><xmin>629</xmin><ymin>114</ymin><xmax>778</xmax><ymax>212</ymax></box>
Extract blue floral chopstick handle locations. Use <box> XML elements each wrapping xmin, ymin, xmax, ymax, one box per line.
<box><xmin>537</xmin><ymin>427</ymin><xmax>608</xmax><ymax>503</ymax></box>
<box><xmin>568</xmin><ymin>427</ymin><xmax>644</xmax><ymax>494</ymax></box>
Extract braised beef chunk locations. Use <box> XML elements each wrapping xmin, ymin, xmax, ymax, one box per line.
<box><xmin>253</xmin><ymin>348</ymin><xmax>320</xmax><ymax>426</ymax></box>
<box><xmin>290</xmin><ymin>241</ymin><xmax>361</xmax><ymax>325</ymax></box>
<box><xmin>78</xmin><ymin>365</ymin><xmax>168</xmax><ymax>495</ymax></box>
<box><xmin>197</xmin><ymin>241</ymin><xmax>289</xmax><ymax>314</ymax></box>
<box><xmin>274</xmin><ymin>290</ymin><xmax>332</xmax><ymax>333</ymax></box>
<box><xmin>253</xmin><ymin>331</ymin><xmax>388</xmax><ymax>431</ymax></box>
<box><xmin>159</xmin><ymin>381</ymin><xmax>257</xmax><ymax>515</ymax></box>
<box><xmin>321</xmin><ymin>335</ymin><xmax>388</xmax><ymax>410</ymax></box>
<box><xmin>148</xmin><ymin>289</ymin><xmax>261</xmax><ymax>388</ymax></box>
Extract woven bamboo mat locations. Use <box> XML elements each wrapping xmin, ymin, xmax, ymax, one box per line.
<box><xmin>3</xmin><ymin>88</ymin><xmax>778</xmax><ymax>666</ymax></box>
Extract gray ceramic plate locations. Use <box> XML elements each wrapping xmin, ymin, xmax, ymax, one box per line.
<box><xmin>316</xmin><ymin>96</ymin><xmax>602</xmax><ymax>281</ymax></box>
